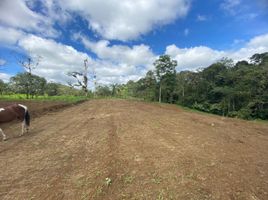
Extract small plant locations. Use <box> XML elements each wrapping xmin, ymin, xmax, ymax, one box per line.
<box><xmin>96</xmin><ymin>185</ymin><xmax>103</xmax><ymax>196</ymax></box>
<box><xmin>156</xmin><ymin>190</ymin><xmax>165</xmax><ymax>200</ymax></box>
<box><xmin>151</xmin><ymin>172</ymin><xmax>162</xmax><ymax>184</ymax></box>
<box><xmin>96</xmin><ymin>171</ymin><xmax>102</xmax><ymax>177</ymax></box>
<box><xmin>123</xmin><ymin>175</ymin><xmax>134</xmax><ymax>184</ymax></box>
<box><xmin>105</xmin><ymin>177</ymin><xmax>112</xmax><ymax>186</ymax></box>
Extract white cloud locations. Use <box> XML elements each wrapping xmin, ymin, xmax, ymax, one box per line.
<box><xmin>0</xmin><ymin>0</ymin><xmax>59</xmax><ymax>37</ymax></box>
<box><xmin>39</xmin><ymin>0</ymin><xmax>71</xmax><ymax>26</ymax></box>
<box><xmin>166</xmin><ymin>45</ymin><xmax>225</xmax><ymax>70</ymax></box>
<box><xmin>230</xmin><ymin>33</ymin><xmax>268</xmax><ymax>61</ymax></box>
<box><xmin>0</xmin><ymin>59</ymin><xmax>6</xmax><ymax>66</ymax></box>
<box><xmin>74</xmin><ymin>33</ymin><xmax>156</xmax><ymax>66</ymax></box>
<box><xmin>16</xmin><ymin>34</ymin><xmax>150</xmax><ymax>86</ymax></box>
<box><xmin>74</xmin><ymin>33</ymin><xmax>156</xmax><ymax>84</ymax></box>
<box><xmin>0</xmin><ymin>26</ymin><xmax>26</xmax><ymax>46</ymax></box>
<box><xmin>0</xmin><ymin>73</ymin><xmax>11</xmax><ymax>82</ymax></box>
<box><xmin>18</xmin><ymin>35</ymin><xmax>90</xmax><ymax>84</ymax></box>
<box><xmin>166</xmin><ymin>33</ymin><xmax>268</xmax><ymax>71</ymax></box>
<box><xmin>59</xmin><ymin>0</ymin><xmax>191</xmax><ymax>41</ymax></box>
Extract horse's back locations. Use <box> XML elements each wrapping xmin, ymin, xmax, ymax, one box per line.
<box><xmin>0</xmin><ymin>104</ymin><xmax>21</xmax><ymax>123</ymax></box>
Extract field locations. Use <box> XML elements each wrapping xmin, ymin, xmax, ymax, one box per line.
<box><xmin>0</xmin><ymin>99</ymin><xmax>268</xmax><ymax>200</ymax></box>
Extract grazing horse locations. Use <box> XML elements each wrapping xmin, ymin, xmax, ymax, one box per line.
<box><xmin>0</xmin><ymin>104</ymin><xmax>30</xmax><ymax>141</ymax></box>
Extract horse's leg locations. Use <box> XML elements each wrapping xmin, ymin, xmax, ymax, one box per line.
<box><xmin>0</xmin><ymin>128</ymin><xmax>7</xmax><ymax>141</ymax></box>
<box><xmin>20</xmin><ymin>121</ymin><xmax>25</xmax><ymax>136</ymax></box>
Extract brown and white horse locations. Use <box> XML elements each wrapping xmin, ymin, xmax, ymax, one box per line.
<box><xmin>0</xmin><ymin>104</ymin><xmax>30</xmax><ymax>141</ymax></box>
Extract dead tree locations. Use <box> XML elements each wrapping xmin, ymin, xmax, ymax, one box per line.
<box><xmin>68</xmin><ymin>59</ymin><xmax>89</xmax><ymax>96</ymax></box>
<box><xmin>19</xmin><ymin>56</ymin><xmax>41</xmax><ymax>75</ymax></box>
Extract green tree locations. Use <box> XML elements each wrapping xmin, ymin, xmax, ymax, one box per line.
<box><xmin>143</xmin><ymin>70</ymin><xmax>157</xmax><ymax>101</ymax></box>
<box><xmin>154</xmin><ymin>55</ymin><xmax>177</xmax><ymax>103</ymax></box>
<box><xmin>96</xmin><ymin>85</ymin><xmax>112</xmax><ymax>97</ymax></box>
<box><xmin>0</xmin><ymin>79</ymin><xmax>7</xmax><ymax>95</ymax></box>
<box><xmin>10</xmin><ymin>72</ymin><xmax>47</xmax><ymax>98</ymax></box>
<box><xmin>46</xmin><ymin>83</ymin><xmax>60</xmax><ymax>96</ymax></box>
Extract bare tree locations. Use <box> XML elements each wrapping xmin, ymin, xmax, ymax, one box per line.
<box><xmin>19</xmin><ymin>56</ymin><xmax>41</xmax><ymax>75</ymax></box>
<box><xmin>68</xmin><ymin>59</ymin><xmax>89</xmax><ymax>96</ymax></box>
<box><xmin>18</xmin><ymin>55</ymin><xmax>42</xmax><ymax>99</ymax></box>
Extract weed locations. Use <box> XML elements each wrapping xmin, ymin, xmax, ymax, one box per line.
<box><xmin>105</xmin><ymin>177</ymin><xmax>112</xmax><ymax>186</ymax></box>
<box><xmin>123</xmin><ymin>175</ymin><xmax>134</xmax><ymax>184</ymax></box>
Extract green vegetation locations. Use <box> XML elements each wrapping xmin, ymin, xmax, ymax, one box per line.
<box><xmin>94</xmin><ymin>52</ymin><xmax>268</xmax><ymax>120</ymax></box>
<box><xmin>0</xmin><ymin>94</ymin><xmax>88</xmax><ymax>103</ymax></box>
<box><xmin>0</xmin><ymin>72</ymin><xmax>91</xmax><ymax>103</ymax></box>
<box><xmin>1</xmin><ymin>52</ymin><xmax>267</xmax><ymax>120</ymax></box>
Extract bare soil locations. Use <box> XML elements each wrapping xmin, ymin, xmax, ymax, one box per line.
<box><xmin>0</xmin><ymin>99</ymin><xmax>267</xmax><ymax>200</ymax></box>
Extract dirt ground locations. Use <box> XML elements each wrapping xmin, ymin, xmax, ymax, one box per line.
<box><xmin>0</xmin><ymin>99</ymin><xmax>267</xmax><ymax>200</ymax></box>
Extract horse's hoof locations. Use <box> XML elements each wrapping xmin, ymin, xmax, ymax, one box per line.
<box><xmin>3</xmin><ymin>138</ymin><xmax>7</xmax><ymax>141</ymax></box>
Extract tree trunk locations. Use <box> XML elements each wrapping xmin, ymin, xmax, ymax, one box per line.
<box><xmin>159</xmin><ymin>83</ymin><xmax>162</xmax><ymax>103</ymax></box>
<box><xmin>83</xmin><ymin>59</ymin><xmax>88</xmax><ymax>96</ymax></box>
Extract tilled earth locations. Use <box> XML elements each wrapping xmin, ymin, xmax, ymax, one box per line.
<box><xmin>0</xmin><ymin>99</ymin><xmax>267</xmax><ymax>200</ymax></box>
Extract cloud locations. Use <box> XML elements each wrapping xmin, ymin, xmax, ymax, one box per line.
<box><xmin>197</xmin><ymin>14</ymin><xmax>207</xmax><ymax>21</ymax></box>
<box><xmin>0</xmin><ymin>59</ymin><xmax>6</xmax><ymax>66</ymax></box>
<box><xmin>0</xmin><ymin>73</ymin><xmax>11</xmax><ymax>82</ymax></box>
<box><xmin>74</xmin><ymin>33</ymin><xmax>156</xmax><ymax>66</ymax></box>
<box><xmin>0</xmin><ymin>0</ymin><xmax>59</xmax><ymax>37</ymax></box>
<box><xmin>74</xmin><ymin>33</ymin><xmax>157</xmax><ymax>83</ymax></box>
<box><xmin>166</xmin><ymin>33</ymin><xmax>268</xmax><ymax>71</ymax></box>
<box><xmin>0</xmin><ymin>0</ymin><xmax>191</xmax><ymax>41</ymax></box>
<box><xmin>220</xmin><ymin>0</ymin><xmax>260</xmax><ymax>20</ymax></box>
<box><xmin>59</xmin><ymin>0</ymin><xmax>191</xmax><ymax>41</ymax></box>
<box><xmin>220</xmin><ymin>0</ymin><xmax>241</xmax><ymax>15</ymax></box>
<box><xmin>166</xmin><ymin>45</ymin><xmax>225</xmax><ymax>70</ymax></box>
<box><xmin>18</xmin><ymin>34</ymin><xmax>90</xmax><ymax>84</ymax></box>
<box><xmin>0</xmin><ymin>26</ymin><xmax>26</xmax><ymax>46</ymax></box>
<box><xmin>16</xmin><ymin>34</ymin><xmax>151</xmax><ymax>86</ymax></box>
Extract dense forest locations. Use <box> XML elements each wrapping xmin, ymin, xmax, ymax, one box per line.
<box><xmin>0</xmin><ymin>52</ymin><xmax>267</xmax><ymax>120</ymax></box>
<box><xmin>102</xmin><ymin>52</ymin><xmax>268</xmax><ymax>120</ymax></box>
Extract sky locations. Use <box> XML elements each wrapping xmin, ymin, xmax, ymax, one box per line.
<box><xmin>0</xmin><ymin>0</ymin><xmax>268</xmax><ymax>88</ymax></box>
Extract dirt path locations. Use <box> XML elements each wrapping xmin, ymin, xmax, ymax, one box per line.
<box><xmin>0</xmin><ymin>99</ymin><xmax>268</xmax><ymax>200</ymax></box>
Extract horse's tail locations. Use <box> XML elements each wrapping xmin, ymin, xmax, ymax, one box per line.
<box><xmin>25</xmin><ymin>110</ymin><xmax>30</xmax><ymax>126</ymax></box>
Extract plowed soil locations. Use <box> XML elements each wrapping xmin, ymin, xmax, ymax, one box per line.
<box><xmin>0</xmin><ymin>99</ymin><xmax>267</xmax><ymax>200</ymax></box>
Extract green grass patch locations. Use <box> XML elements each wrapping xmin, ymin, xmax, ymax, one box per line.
<box><xmin>0</xmin><ymin>94</ymin><xmax>89</xmax><ymax>103</ymax></box>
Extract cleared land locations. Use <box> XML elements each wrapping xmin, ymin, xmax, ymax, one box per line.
<box><xmin>0</xmin><ymin>99</ymin><xmax>267</xmax><ymax>200</ymax></box>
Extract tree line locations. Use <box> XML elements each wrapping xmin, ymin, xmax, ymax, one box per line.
<box><xmin>96</xmin><ymin>52</ymin><xmax>268</xmax><ymax>120</ymax></box>
<box><xmin>0</xmin><ymin>73</ymin><xmax>85</xmax><ymax>97</ymax></box>
<box><xmin>1</xmin><ymin>52</ymin><xmax>267</xmax><ymax>119</ymax></box>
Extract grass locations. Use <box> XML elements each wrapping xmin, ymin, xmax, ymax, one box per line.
<box><xmin>0</xmin><ymin>94</ymin><xmax>89</xmax><ymax>103</ymax></box>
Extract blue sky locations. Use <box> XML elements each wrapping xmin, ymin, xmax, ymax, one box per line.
<box><xmin>0</xmin><ymin>0</ymin><xmax>268</xmax><ymax>86</ymax></box>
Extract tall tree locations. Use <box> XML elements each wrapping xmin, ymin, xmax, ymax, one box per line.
<box><xmin>154</xmin><ymin>55</ymin><xmax>177</xmax><ymax>103</ymax></box>
<box><xmin>18</xmin><ymin>55</ymin><xmax>42</xmax><ymax>98</ymax></box>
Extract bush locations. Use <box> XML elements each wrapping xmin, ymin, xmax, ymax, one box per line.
<box><xmin>209</xmin><ymin>103</ymin><xmax>222</xmax><ymax>115</ymax></box>
<box><xmin>237</xmin><ymin>108</ymin><xmax>251</xmax><ymax>119</ymax></box>
<box><xmin>192</xmin><ymin>102</ymin><xmax>210</xmax><ymax>112</ymax></box>
<box><xmin>227</xmin><ymin>111</ymin><xmax>238</xmax><ymax>118</ymax></box>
